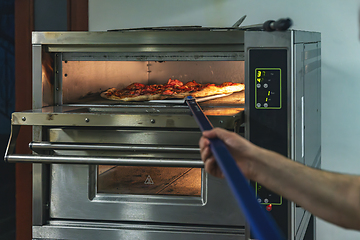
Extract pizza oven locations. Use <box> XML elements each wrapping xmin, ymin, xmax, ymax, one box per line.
<box><xmin>5</xmin><ymin>29</ymin><xmax>321</xmax><ymax>240</ymax></box>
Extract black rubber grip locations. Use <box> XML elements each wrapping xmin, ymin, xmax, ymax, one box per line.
<box><xmin>263</xmin><ymin>18</ymin><xmax>292</xmax><ymax>31</ymax></box>
<box><xmin>263</xmin><ymin>20</ymin><xmax>275</xmax><ymax>31</ymax></box>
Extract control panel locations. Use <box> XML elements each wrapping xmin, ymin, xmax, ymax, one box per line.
<box><xmin>256</xmin><ymin>183</ymin><xmax>282</xmax><ymax>212</ymax></box>
<box><xmin>255</xmin><ymin>68</ymin><xmax>281</xmax><ymax>109</ymax></box>
<box><xmin>248</xmin><ymin>48</ymin><xmax>288</xmax><ymax>237</ymax></box>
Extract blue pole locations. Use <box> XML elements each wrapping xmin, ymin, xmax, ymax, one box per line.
<box><xmin>186</xmin><ymin>96</ymin><xmax>285</xmax><ymax>240</ymax></box>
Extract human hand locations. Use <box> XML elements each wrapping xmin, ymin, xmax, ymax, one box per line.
<box><xmin>199</xmin><ymin>128</ymin><xmax>258</xmax><ymax>180</ymax></box>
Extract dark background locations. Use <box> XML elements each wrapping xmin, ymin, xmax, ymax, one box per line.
<box><xmin>0</xmin><ymin>0</ymin><xmax>15</xmax><ymax>239</ymax></box>
<box><xmin>6</xmin><ymin>1</ymin><xmax>87</xmax><ymax>239</ymax></box>
<box><xmin>0</xmin><ymin>1</ymin><xmax>68</xmax><ymax>238</ymax></box>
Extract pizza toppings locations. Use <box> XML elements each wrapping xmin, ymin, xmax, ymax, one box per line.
<box><xmin>101</xmin><ymin>78</ymin><xmax>244</xmax><ymax>101</ymax></box>
<box><xmin>166</xmin><ymin>79</ymin><xmax>183</xmax><ymax>87</ymax></box>
<box><xmin>162</xmin><ymin>89</ymin><xmax>175</xmax><ymax>95</ymax></box>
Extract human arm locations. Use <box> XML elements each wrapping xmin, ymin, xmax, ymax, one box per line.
<box><xmin>199</xmin><ymin>128</ymin><xmax>360</xmax><ymax>230</ymax></box>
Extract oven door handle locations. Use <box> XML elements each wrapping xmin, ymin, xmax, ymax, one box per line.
<box><xmin>29</xmin><ymin>142</ymin><xmax>200</xmax><ymax>153</ymax></box>
<box><xmin>4</xmin><ymin>125</ymin><xmax>202</xmax><ymax>167</ymax></box>
<box><xmin>5</xmin><ymin>154</ymin><xmax>204</xmax><ymax>167</ymax></box>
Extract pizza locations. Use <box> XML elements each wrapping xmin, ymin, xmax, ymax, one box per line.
<box><xmin>101</xmin><ymin>78</ymin><xmax>244</xmax><ymax>102</ymax></box>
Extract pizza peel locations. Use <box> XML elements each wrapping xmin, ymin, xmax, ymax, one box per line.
<box><xmin>185</xmin><ymin>96</ymin><xmax>285</xmax><ymax>240</ymax></box>
<box><xmin>147</xmin><ymin>93</ymin><xmax>231</xmax><ymax>104</ymax></box>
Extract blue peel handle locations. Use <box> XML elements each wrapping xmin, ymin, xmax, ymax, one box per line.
<box><xmin>186</xmin><ymin>96</ymin><xmax>285</xmax><ymax>240</ymax></box>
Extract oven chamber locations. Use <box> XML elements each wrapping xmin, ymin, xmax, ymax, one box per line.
<box><xmin>5</xmin><ymin>29</ymin><xmax>321</xmax><ymax>240</ymax></box>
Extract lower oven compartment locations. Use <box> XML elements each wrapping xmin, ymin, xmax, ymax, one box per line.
<box><xmin>47</xmin><ymin>127</ymin><xmax>246</xmax><ymax>227</ymax></box>
<box><xmin>4</xmin><ymin>102</ymin><xmax>247</xmax><ymax>239</ymax></box>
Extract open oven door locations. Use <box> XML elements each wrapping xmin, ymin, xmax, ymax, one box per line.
<box><xmin>5</xmin><ymin>105</ymin><xmax>246</xmax><ymax>238</ymax></box>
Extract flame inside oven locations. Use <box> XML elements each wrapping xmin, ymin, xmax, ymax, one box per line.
<box><xmin>42</xmin><ymin>49</ymin><xmax>54</xmax><ymax>85</ymax></box>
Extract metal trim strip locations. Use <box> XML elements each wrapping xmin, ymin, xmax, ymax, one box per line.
<box><xmin>6</xmin><ymin>154</ymin><xmax>204</xmax><ymax>167</ymax></box>
<box><xmin>32</xmin><ymin>31</ymin><xmax>245</xmax><ymax>45</ymax></box>
<box><xmin>61</xmin><ymin>52</ymin><xmax>245</xmax><ymax>61</ymax></box>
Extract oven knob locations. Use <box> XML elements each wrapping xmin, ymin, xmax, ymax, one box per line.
<box><xmin>85</xmin><ymin>118</ymin><xmax>90</xmax><ymax>123</ymax></box>
<box><xmin>150</xmin><ymin>119</ymin><xmax>155</xmax><ymax>123</ymax></box>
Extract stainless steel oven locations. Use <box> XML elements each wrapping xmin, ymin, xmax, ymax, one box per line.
<box><xmin>5</xmin><ymin>29</ymin><xmax>321</xmax><ymax>240</ymax></box>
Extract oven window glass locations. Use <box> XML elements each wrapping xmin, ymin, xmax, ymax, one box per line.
<box><xmin>97</xmin><ymin>165</ymin><xmax>202</xmax><ymax>196</ymax></box>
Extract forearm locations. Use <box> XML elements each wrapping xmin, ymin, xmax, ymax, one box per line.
<box><xmin>251</xmin><ymin>148</ymin><xmax>360</xmax><ymax>230</ymax></box>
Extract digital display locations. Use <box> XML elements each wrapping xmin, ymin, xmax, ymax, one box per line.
<box><xmin>255</xmin><ymin>68</ymin><xmax>281</xmax><ymax>109</ymax></box>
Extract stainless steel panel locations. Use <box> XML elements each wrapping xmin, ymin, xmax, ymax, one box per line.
<box><xmin>295</xmin><ymin>206</ymin><xmax>305</xmax><ymax>237</ymax></box>
<box><xmin>49</xmin><ymin>129</ymin><xmax>202</xmax><ymax>145</ymax></box>
<box><xmin>32</xmin><ymin>39</ymin><xmax>47</xmax><ymax>223</ymax></box>
<box><xmin>32</xmin><ymin>31</ymin><xmax>245</xmax><ymax>46</ymax></box>
<box><xmin>32</xmin><ymin>48</ymin><xmax>48</xmax><ymax>227</ymax></box>
<box><xmin>33</xmin><ymin>221</ymin><xmax>245</xmax><ymax>240</ymax></box>
<box><xmin>295</xmin><ymin>210</ymin><xmax>312</xmax><ymax>240</ymax></box>
<box><xmin>293</xmin><ymin>31</ymin><xmax>321</xmax><ymax>44</ymax></box>
<box><xmin>11</xmin><ymin>107</ymin><xmax>198</xmax><ymax>128</ymax></box>
<box><xmin>11</xmin><ymin>106</ymin><xmax>243</xmax><ymax>129</ymax></box>
<box><xmin>294</xmin><ymin>43</ymin><xmax>305</xmax><ymax>165</ymax></box>
<box><xmin>47</xmin><ymin>128</ymin><xmax>202</xmax><ymax>159</ymax></box>
<box><xmin>293</xmin><ymin>43</ymin><xmax>306</xmax><ymax>235</ymax></box>
<box><xmin>303</xmin><ymin>43</ymin><xmax>321</xmax><ymax>167</ymax></box>
<box><xmin>33</xmin><ymin>44</ymin><xmax>43</xmax><ymax>109</ymax></box>
<box><xmin>33</xmin><ymin>30</ymin><xmax>245</xmax><ymax>56</ymax></box>
<box><xmin>244</xmin><ymin>31</ymin><xmax>292</xmax><ymax>50</ymax></box>
<box><xmin>293</xmin><ymin>41</ymin><xmax>321</xmax><ymax>169</ymax></box>
<box><xmin>32</xmin><ymin>164</ymin><xmax>49</xmax><ymax>226</ymax></box>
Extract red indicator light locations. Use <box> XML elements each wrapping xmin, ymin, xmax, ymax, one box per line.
<box><xmin>266</xmin><ymin>204</ymin><xmax>272</xmax><ymax>211</ymax></box>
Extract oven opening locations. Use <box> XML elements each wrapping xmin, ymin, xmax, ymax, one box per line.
<box><xmin>58</xmin><ymin>60</ymin><xmax>245</xmax><ymax>105</ymax></box>
<box><xmin>97</xmin><ymin>166</ymin><xmax>202</xmax><ymax>196</ymax></box>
